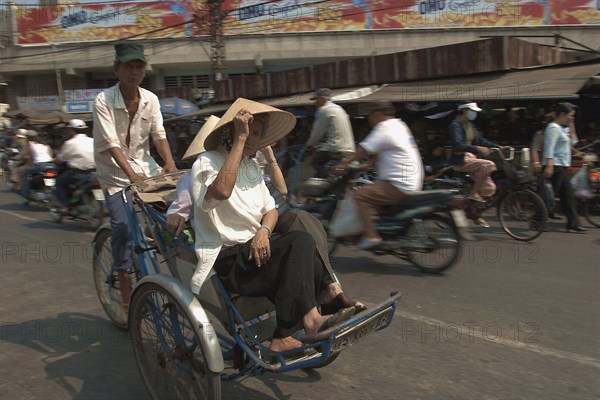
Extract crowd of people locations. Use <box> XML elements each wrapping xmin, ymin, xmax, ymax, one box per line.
<box><xmin>1</xmin><ymin>42</ymin><xmax>594</xmax><ymax>353</ymax></box>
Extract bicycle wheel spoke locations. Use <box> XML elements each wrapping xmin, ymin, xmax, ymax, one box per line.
<box><xmin>130</xmin><ymin>284</ymin><xmax>219</xmax><ymax>400</ymax></box>
<box><xmin>498</xmin><ymin>189</ymin><xmax>547</xmax><ymax>241</ymax></box>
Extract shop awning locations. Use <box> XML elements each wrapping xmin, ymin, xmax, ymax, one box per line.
<box><xmin>164</xmin><ymin>85</ymin><xmax>383</xmax><ymax>122</ymax></box>
<box><xmin>342</xmin><ymin>61</ymin><xmax>600</xmax><ymax>103</ymax></box>
<box><xmin>3</xmin><ymin>107</ymin><xmax>91</xmax><ymax>125</ymax></box>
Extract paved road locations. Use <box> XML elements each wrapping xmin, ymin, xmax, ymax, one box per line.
<box><xmin>1</xmin><ymin>184</ymin><xmax>599</xmax><ymax>400</ymax></box>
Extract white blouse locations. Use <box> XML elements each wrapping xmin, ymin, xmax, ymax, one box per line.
<box><xmin>190</xmin><ymin>146</ymin><xmax>275</xmax><ymax>294</ymax></box>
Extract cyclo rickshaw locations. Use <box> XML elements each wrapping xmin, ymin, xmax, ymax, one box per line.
<box><xmin>92</xmin><ymin>171</ymin><xmax>402</xmax><ymax>400</ymax></box>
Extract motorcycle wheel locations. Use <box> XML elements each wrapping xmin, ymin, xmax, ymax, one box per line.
<box><xmin>87</xmin><ymin>198</ymin><xmax>104</xmax><ymax>231</ymax></box>
<box><xmin>405</xmin><ymin>214</ymin><xmax>462</xmax><ymax>273</ymax></box>
<box><xmin>49</xmin><ymin>208</ymin><xmax>63</xmax><ymax>223</ymax></box>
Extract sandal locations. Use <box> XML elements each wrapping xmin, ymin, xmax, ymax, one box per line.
<box><xmin>321</xmin><ymin>292</ymin><xmax>367</xmax><ymax>315</ymax></box>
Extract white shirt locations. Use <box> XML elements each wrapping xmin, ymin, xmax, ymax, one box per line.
<box><xmin>29</xmin><ymin>142</ymin><xmax>53</xmax><ymax>163</ymax></box>
<box><xmin>57</xmin><ymin>133</ymin><xmax>96</xmax><ymax>170</ymax></box>
<box><xmin>360</xmin><ymin>118</ymin><xmax>424</xmax><ymax>192</ymax></box>
<box><xmin>93</xmin><ymin>83</ymin><xmax>167</xmax><ymax>195</ymax></box>
<box><xmin>307</xmin><ymin>101</ymin><xmax>355</xmax><ymax>153</ymax></box>
<box><xmin>190</xmin><ymin>147</ymin><xmax>275</xmax><ymax>294</ymax></box>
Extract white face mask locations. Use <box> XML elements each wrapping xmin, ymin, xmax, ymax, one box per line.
<box><xmin>466</xmin><ymin>110</ymin><xmax>478</xmax><ymax>121</ymax></box>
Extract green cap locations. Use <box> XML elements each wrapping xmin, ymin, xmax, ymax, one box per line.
<box><xmin>114</xmin><ymin>43</ymin><xmax>147</xmax><ymax>64</ymax></box>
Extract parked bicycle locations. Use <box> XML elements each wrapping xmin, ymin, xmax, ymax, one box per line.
<box><xmin>92</xmin><ymin>172</ymin><xmax>402</xmax><ymax>400</ymax></box>
<box><xmin>424</xmin><ymin>147</ymin><xmax>548</xmax><ymax>241</ymax></box>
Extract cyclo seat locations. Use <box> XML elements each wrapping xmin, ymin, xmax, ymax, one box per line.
<box><xmin>381</xmin><ymin>190</ymin><xmax>455</xmax><ymax>215</ymax></box>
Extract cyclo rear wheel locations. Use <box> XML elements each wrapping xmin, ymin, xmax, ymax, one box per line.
<box><xmin>497</xmin><ymin>189</ymin><xmax>547</xmax><ymax>241</ymax></box>
<box><xmin>405</xmin><ymin>214</ymin><xmax>462</xmax><ymax>273</ymax></box>
<box><xmin>130</xmin><ymin>282</ymin><xmax>221</xmax><ymax>400</ymax></box>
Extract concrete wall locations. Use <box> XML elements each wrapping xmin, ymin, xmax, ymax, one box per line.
<box><xmin>0</xmin><ymin>25</ymin><xmax>598</xmax><ymax>106</ymax></box>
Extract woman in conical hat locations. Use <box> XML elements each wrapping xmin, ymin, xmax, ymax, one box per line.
<box><xmin>167</xmin><ymin>113</ymin><xmax>366</xmax><ymax>312</ymax></box>
<box><xmin>189</xmin><ymin>98</ymin><xmax>357</xmax><ymax>351</ymax></box>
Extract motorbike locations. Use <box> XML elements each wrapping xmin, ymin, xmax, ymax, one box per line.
<box><xmin>7</xmin><ymin>158</ymin><xmax>57</xmax><ymax>208</ymax></box>
<box><xmin>297</xmin><ymin>164</ymin><xmax>468</xmax><ymax>273</ymax></box>
<box><xmin>49</xmin><ymin>165</ymin><xmax>107</xmax><ymax>230</ymax></box>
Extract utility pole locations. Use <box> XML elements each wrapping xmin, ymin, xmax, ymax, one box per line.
<box><xmin>208</xmin><ymin>0</ymin><xmax>227</xmax><ymax>82</ymax></box>
<box><xmin>52</xmin><ymin>45</ymin><xmax>65</xmax><ymax>111</ymax></box>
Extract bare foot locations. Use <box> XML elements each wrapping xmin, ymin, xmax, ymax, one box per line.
<box><xmin>269</xmin><ymin>336</ymin><xmax>303</xmax><ymax>353</ymax></box>
<box><xmin>303</xmin><ymin>307</ymin><xmax>331</xmax><ymax>336</ymax></box>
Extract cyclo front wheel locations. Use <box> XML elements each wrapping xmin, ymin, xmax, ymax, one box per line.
<box><xmin>130</xmin><ymin>282</ymin><xmax>221</xmax><ymax>400</ymax></box>
<box><xmin>93</xmin><ymin>228</ymin><xmax>128</xmax><ymax>329</ymax></box>
<box><xmin>583</xmin><ymin>197</ymin><xmax>600</xmax><ymax>228</ymax></box>
<box><xmin>497</xmin><ymin>188</ymin><xmax>547</xmax><ymax>241</ymax></box>
<box><xmin>405</xmin><ymin>214</ymin><xmax>462</xmax><ymax>273</ymax></box>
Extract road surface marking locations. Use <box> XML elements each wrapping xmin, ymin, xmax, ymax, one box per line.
<box><xmin>397</xmin><ymin>310</ymin><xmax>600</xmax><ymax>369</ymax></box>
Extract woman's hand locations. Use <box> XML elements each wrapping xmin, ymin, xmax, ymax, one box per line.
<box><xmin>544</xmin><ymin>165</ymin><xmax>554</xmax><ymax>179</ymax></box>
<box><xmin>249</xmin><ymin>228</ymin><xmax>271</xmax><ymax>267</ymax></box>
<box><xmin>166</xmin><ymin>214</ymin><xmax>186</xmax><ymax>235</ymax></box>
<box><xmin>232</xmin><ymin>109</ymin><xmax>253</xmax><ymax>143</ymax></box>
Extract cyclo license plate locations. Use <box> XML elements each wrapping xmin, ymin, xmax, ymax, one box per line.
<box><xmin>43</xmin><ymin>178</ymin><xmax>56</xmax><ymax>186</ymax></box>
<box><xmin>331</xmin><ymin>307</ymin><xmax>395</xmax><ymax>352</ymax></box>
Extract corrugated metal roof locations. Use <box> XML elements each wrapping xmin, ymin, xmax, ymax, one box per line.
<box><xmin>341</xmin><ymin>62</ymin><xmax>600</xmax><ymax>103</ymax></box>
<box><xmin>164</xmin><ymin>85</ymin><xmax>382</xmax><ymax>122</ymax></box>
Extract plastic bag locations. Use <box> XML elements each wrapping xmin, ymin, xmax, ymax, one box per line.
<box><xmin>329</xmin><ymin>190</ymin><xmax>364</xmax><ymax>238</ymax></box>
<box><xmin>571</xmin><ymin>165</ymin><xmax>593</xmax><ymax>199</ymax></box>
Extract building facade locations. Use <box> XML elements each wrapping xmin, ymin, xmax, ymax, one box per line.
<box><xmin>1</xmin><ymin>1</ymin><xmax>599</xmax><ymax>112</ymax></box>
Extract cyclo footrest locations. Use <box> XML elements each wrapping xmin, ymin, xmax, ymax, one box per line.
<box><xmin>301</xmin><ymin>291</ymin><xmax>401</xmax><ymax>346</ymax></box>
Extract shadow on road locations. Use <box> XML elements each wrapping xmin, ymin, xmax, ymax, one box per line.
<box><xmin>1</xmin><ymin>312</ymin><xmax>326</xmax><ymax>400</ymax></box>
<box><xmin>332</xmin><ymin>255</ymin><xmax>439</xmax><ymax>277</ymax></box>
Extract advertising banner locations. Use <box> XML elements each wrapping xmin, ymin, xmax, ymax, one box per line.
<box><xmin>13</xmin><ymin>0</ymin><xmax>600</xmax><ymax>46</ymax></box>
<box><xmin>222</xmin><ymin>0</ymin><xmax>600</xmax><ymax>34</ymax></box>
<box><xmin>14</xmin><ymin>0</ymin><xmax>208</xmax><ymax>46</ymax></box>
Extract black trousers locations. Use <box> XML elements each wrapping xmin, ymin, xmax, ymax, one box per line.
<box><xmin>548</xmin><ymin>166</ymin><xmax>581</xmax><ymax>228</ymax></box>
<box><xmin>213</xmin><ymin>231</ymin><xmax>329</xmax><ymax>337</ymax></box>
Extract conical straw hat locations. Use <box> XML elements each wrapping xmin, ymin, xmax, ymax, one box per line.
<box><xmin>182</xmin><ymin>115</ymin><xmax>221</xmax><ymax>161</ymax></box>
<box><xmin>203</xmin><ymin>98</ymin><xmax>296</xmax><ymax>151</ymax></box>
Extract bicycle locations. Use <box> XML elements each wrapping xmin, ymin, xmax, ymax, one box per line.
<box><xmin>424</xmin><ymin>147</ymin><xmax>548</xmax><ymax>241</ymax></box>
<box><xmin>92</xmin><ymin>172</ymin><xmax>402</xmax><ymax>400</ymax></box>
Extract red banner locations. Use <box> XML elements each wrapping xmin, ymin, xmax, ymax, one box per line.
<box><xmin>221</xmin><ymin>0</ymin><xmax>600</xmax><ymax>34</ymax></box>
<box><xmin>14</xmin><ymin>1</ymin><xmax>209</xmax><ymax>46</ymax></box>
<box><xmin>14</xmin><ymin>1</ymin><xmax>600</xmax><ymax>46</ymax></box>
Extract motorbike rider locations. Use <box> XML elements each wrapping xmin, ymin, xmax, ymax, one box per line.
<box><xmin>332</xmin><ymin>100</ymin><xmax>424</xmax><ymax>250</ymax></box>
<box><xmin>9</xmin><ymin>129</ymin><xmax>31</xmax><ymax>189</ymax></box>
<box><xmin>21</xmin><ymin>130</ymin><xmax>54</xmax><ymax>200</ymax></box>
<box><xmin>306</xmin><ymin>88</ymin><xmax>356</xmax><ymax>178</ymax></box>
<box><xmin>53</xmin><ymin>119</ymin><xmax>96</xmax><ymax>214</ymax></box>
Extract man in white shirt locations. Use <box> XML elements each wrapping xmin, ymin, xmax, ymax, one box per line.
<box><xmin>21</xmin><ymin>131</ymin><xmax>54</xmax><ymax>200</ymax></box>
<box><xmin>54</xmin><ymin>119</ymin><xmax>96</xmax><ymax>213</ymax></box>
<box><xmin>93</xmin><ymin>43</ymin><xmax>177</xmax><ymax>307</ymax></box>
<box><xmin>306</xmin><ymin>88</ymin><xmax>356</xmax><ymax>177</ymax></box>
<box><xmin>333</xmin><ymin>100</ymin><xmax>423</xmax><ymax>249</ymax></box>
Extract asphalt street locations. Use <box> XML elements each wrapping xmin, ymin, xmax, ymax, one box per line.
<box><xmin>0</xmin><ymin>183</ymin><xmax>599</xmax><ymax>400</ymax></box>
